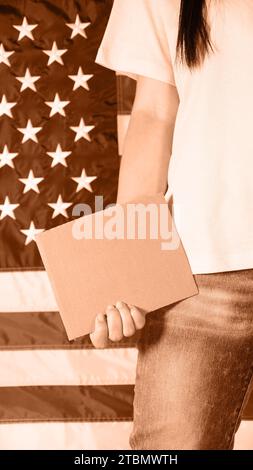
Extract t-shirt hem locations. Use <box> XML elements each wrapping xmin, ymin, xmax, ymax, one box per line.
<box><xmin>188</xmin><ymin>249</ymin><xmax>253</xmax><ymax>275</ymax></box>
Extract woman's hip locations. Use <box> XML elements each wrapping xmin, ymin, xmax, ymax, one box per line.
<box><xmin>129</xmin><ymin>268</ymin><xmax>253</xmax><ymax>450</ymax></box>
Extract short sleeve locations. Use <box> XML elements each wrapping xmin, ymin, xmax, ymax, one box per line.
<box><xmin>94</xmin><ymin>0</ymin><xmax>176</xmax><ymax>86</ymax></box>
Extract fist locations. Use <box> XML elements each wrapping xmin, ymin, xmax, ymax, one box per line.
<box><xmin>89</xmin><ymin>301</ymin><xmax>146</xmax><ymax>349</ymax></box>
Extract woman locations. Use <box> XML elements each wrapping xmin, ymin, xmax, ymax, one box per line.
<box><xmin>92</xmin><ymin>0</ymin><xmax>253</xmax><ymax>450</ymax></box>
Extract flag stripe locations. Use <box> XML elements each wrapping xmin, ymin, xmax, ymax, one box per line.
<box><xmin>0</xmin><ymin>271</ymin><xmax>57</xmax><ymax>312</ymax></box>
<box><xmin>0</xmin><ymin>385</ymin><xmax>134</xmax><ymax>423</ymax></box>
<box><xmin>116</xmin><ymin>74</ymin><xmax>134</xmax><ymax>156</ymax></box>
<box><xmin>243</xmin><ymin>394</ymin><xmax>253</xmax><ymax>420</ymax></box>
<box><xmin>0</xmin><ymin>421</ymin><xmax>133</xmax><ymax>450</ymax></box>
<box><xmin>0</xmin><ymin>311</ymin><xmax>139</xmax><ymax>349</ymax></box>
<box><xmin>234</xmin><ymin>422</ymin><xmax>253</xmax><ymax>450</ymax></box>
<box><xmin>116</xmin><ymin>74</ymin><xmax>136</xmax><ymax>115</ymax></box>
<box><xmin>0</xmin><ymin>420</ymin><xmax>250</xmax><ymax>450</ymax></box>
<box><xmin>117</xmin><ymin>114</ymin><xmax>131</xmax><ymax>157</ymax></box>
<box><xmin>0</xmin><ymin>348</ymin><xmax>137</xmax><ymax>387</ymax></box>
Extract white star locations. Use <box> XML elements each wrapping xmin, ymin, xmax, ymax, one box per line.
<box><xmin>66</xmin><ymin>14</ymin><xmax>90</xmax><ymax>39</ymax></box>
<box><xmin>70</xmin><ymin>118</ymin><xmax>95</xmax><ymax>142</ymax></box>
<box><xmin>13</xmin><ymin>16</ymin><xmax>38</xmax><ymax>41</ymax></box>
<box><xmin>46</xmin><ymin>143</ymin><xmax>71</xmax><ymax>167</ymax></box>
<box><xmin>45</xmin><ymin>93</ymin><xmax>70</xmax><ymax>117</ymax></box>
<box><xmin>19</xmin><ymin>169</ymin><xmax>43</xmax><ymax>194</ymax></box>
<box><xmin>71</xmin><ymin>169</ymin><xmax>97</xmax><ymax>193</ymax></box>
<box><xmin>21</xmin><ymin>221</ymin><xmax>44</xmax><ymax>245</ymax></box>
<box><xmin>0</xmin><ymin>145</ymin><xmax>18</xmax><ymax>168</ymax></box>
<box><xmin>16</xmin><ymin>67</ymin><xmax>40</xmax><ymax>92</ymax></box>
<box><xmin>17</xmin><ymin>119</ymin><xmax>42</xmax><ymax>143</ymax></box>
<box><xmin>43</xmin><ymin>41</ymin><xmax>67</xmax><ymax>66</ymax></box>
<box><xmin>48</xmin><ymin>194</ymin><xmax>72</xmax><ymax>219</ymax></box>
<box><xmin>0</xmin><ymin>43</ymin><xmax>14</xmax><ymax>67</ymax></box>
<box><xmin>0</xmin><ymin>196</ymin><xmax>19</xmax><ymax>220</ymax></box>
<box><xmin>0</xmin><ymin>95</ymin><xmax>16</xmax><ymax>118</ymax></box>
<box><xmin>68</xmin><ymin>66</ymin><xmax>93</xmax><ymax>91</ymax></box>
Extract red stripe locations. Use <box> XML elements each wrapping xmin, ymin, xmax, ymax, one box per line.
<box><xmin>0</xmin><ymin>311</ymin><xmax>140</xmax><ymax>349</ymax></box>
<box><xmin>0</xmin><ymin>385</ymin><xmax>134</xmax><ymax>422</ymax></box>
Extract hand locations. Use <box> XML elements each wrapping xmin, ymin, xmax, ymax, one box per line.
<box><xmin>89</xmin><ymin>301</ymin><xmax>146</xmax><ymax>349</ymax></box>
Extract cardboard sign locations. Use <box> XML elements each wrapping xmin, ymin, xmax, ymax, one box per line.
<box><xmin>36</xmin><ymin>193</ymin><xmax>198</xmax><ymax>340</ymax></box>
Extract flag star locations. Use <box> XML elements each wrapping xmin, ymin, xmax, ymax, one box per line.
<box><xmin>45</xmin><ymin>93</ymin><xmax>70</xmax><ymax>117</ymax></box>
<box><xmin>21</xmin><ymin>221</ymin><xmax>44</xmax><ymax>245</ymax></box>
<box><xmin>66</xmin><ymin>14</ymin><xmax>90</xmax><ymax>39</ymax></box>
<box><xmin>43</xmin><ymin>41</ymin><xmax>67</xmax><ymax>66</ymax></box>
<box><xmin>0</xmin><ymin>145</ymin><xmax>18</xmax><ymax>168</ymax></box>
<box><xmin>0</xmin><ymin>43</ymin><xmax>14</xmax><ymax>67</ymax></box>
<box><xmin>68</xmin><ymin>66</ymin><xmax>93</xmax><ymax>91</ymax></box>
<box><xmin>17</xmin><ymin>119</ymin><xmax>42</xmax><ymax>143</ymax></box>
<box><xmin>19</xmin><ymin>169</ymin><xmax>43</xmax><ymax>194</ymax></box>
<box><xmin>46</xmin><ymin>143</ymin><xmax>71</xmax><ymax>167</ymax></box>
<box><xmin>13</xmin><ymin>16</ymin><xmax>38</xmax><ymax>41</ymax></box>
<box><xmin>0</xmin><ymin>95</ymin><xmax>16</xmax><ymax>118</ymax></box>
<box><xmin>72</xmin><ymin>169</ymin><xmax>97</xmax><ymax>193</ymax></box>
<box><xmin>48</xmin><ymin>194</ymin><xmax>72</xmax><ymax>219</ymax></box>
<box><xmin>70</xmin><ymin>118</ymin><xmax>95</xmax><ymax>142</ymax></box>
<box><xmin>16</xmin><ymin>67</ymin><xmax>40</xmax><ymax>92</ymax></box>
<box><xmin>0</xmin><ymin>196</ymin><xmax>19</xmax><ymax>220</ymax></box>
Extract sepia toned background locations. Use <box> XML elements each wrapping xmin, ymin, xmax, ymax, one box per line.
<box><xmin>0</xmin><ymin>0</ymin><xmax>252</xmax><ymax>449</ymax></box>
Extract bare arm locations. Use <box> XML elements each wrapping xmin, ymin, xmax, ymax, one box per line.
<box><xmin>90</xmin><ymin>76</ymin><xmax>179</xmax><ymax>348</ymax></box>
<box><xmin>116</xmin><ymin>75</ymin><xmax>179</xmax><ymax>203</ymax></box>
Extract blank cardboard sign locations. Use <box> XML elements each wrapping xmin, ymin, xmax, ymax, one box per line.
<box><xmin>36</xmin><ymin>193</ymin><xmax>198</xmax><ymax>340</ymax></box>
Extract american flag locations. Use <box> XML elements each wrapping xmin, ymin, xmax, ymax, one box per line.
<box><xmin>0</xmin><ymin>0</ymin><xmax>138</xmax><ymax>450</ymax></box>
<box><xmin>0</xmin><ymin>0</ymin><xmax>252</xmax><ymax>450</ymax></box>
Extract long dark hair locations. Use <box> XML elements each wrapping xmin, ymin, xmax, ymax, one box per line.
<box><xmin>176</xmin><ymin>0</ymin><xmax>214</xmax><ymax>68</ymax></box>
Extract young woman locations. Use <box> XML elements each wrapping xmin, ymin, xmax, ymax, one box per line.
<box><xmin>92</xmin><ymin>0</ymin><xmax>253</xmax><ymax>450</ymax></box>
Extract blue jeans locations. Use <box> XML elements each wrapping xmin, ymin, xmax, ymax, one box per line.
<box><xmin>129</xmin><ymin>269</ymin><xmax>253</xmax><ymax>450</ymax></box>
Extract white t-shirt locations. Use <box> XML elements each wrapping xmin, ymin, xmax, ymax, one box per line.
<box><xmin>95</xmin><ymin>0</ymin><xmax>253</xmax><ymax>275</ymax></box>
